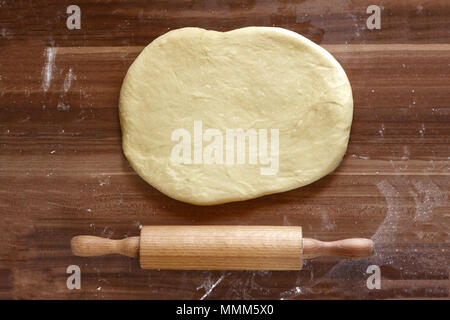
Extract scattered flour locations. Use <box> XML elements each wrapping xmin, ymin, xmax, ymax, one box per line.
<box><xmin>197</xmin><ymin>274</ymin><xmax>226</xmax><ymax>300</ymax></box>
<box><xmin>63</xmin><ymin>67</ymin><xmax>76</xmax><ymax>93</ymax></box>
<box><xmin>42</xmin><ymin>47</ymin><xmax>56</xmax><ymax>93</ymax></box>
<box><xmin>57</xmin><ymin>102</ymin><xmax>70</xmax><ymax>111</ymax></box>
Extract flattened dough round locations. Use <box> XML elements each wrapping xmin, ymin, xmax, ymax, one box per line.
<box><xmin>120</xmin><ymin>27</ymin><xmax>353</xmax><ymax>205</ymax></box>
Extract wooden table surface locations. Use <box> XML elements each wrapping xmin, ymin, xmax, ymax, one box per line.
<box><xmin>0</xmin><ymin>0</ymin><xmax>449</xmax><ymax>299</ymax></box>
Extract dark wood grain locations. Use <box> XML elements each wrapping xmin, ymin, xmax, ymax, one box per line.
<box><xmin>0</xmin><ymin>0</ymin><xmax>449</xmax><ymax>299</ymax></box>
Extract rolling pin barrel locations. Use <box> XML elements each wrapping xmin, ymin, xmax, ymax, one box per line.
<box><xmin>139</xmin><ymin>226</ymin><xmax>303</xmax><ymax>270</ymax></box>
<box><xmin>71</xmin><ymin>226</ymin><xmax>374</xmax><ymax>270</ymax></box>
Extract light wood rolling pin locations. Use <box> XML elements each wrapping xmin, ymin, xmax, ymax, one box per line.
<box><xmin>71</xmin><ymin>226</ymin><xmax>374</xmax><ymax>270</ymax></box>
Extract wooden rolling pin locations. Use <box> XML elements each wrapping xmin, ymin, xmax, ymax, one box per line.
<box><xmin>71</xmin><ymin>226</ymin><xmax>374</xmax><ymax>270</ymax></box>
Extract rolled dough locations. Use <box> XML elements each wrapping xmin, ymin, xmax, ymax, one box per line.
<box><xmin>119</xmin><ymin>27</ymin><xmax>353</xmax><ymax>205</ymax></box>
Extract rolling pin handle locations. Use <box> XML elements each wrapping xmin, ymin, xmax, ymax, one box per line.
<box><xmin>71</xmin><ymin>235</ymin><xmax>140</xmax><ymax>258</ymax></box>
<box><xmin>302</xmin><ymin>238</ymin><xmax>374</xmax><ymax>259</ymax></box>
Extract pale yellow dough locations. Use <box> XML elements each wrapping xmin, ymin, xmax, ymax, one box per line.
<box><xmin>119</xmin><ymin>27</ymin><xmax>353</xmax><ymax>205</ymax></box>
